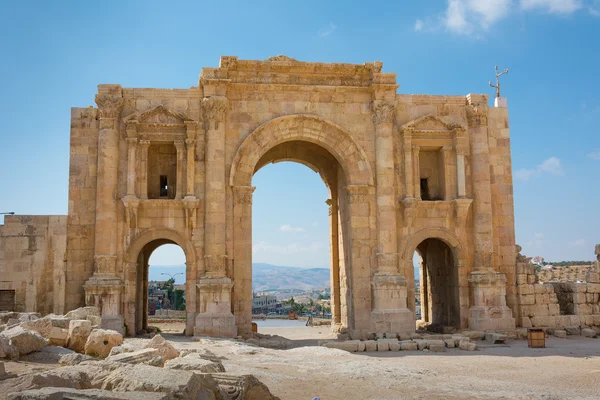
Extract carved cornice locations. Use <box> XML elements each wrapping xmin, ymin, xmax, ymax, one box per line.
<box><xmin>401</xmin><ymin>114</ymin><xmax>466</xmax><ymax>134</ymax></box>
<box><xmin>139</xmin><ymin>140</ymin><xmax>151</xmax><ymax>148</ymax></box>
<box><xmin>466</xmin><ymin>106</ymin><xmax>488</xmax><ymax>127</ymax></box>
<box><xmin>80</xmin><ymin>107</ymin><xmax>98</xmax><ymax>120</ymax></box>
<box><xmin>266</xmin><ymin>55</ymin><xmax>298</xmax><ymax>62</ymax></box>
<box><xmin>233</xmin><ymin>185</ymin><xmax>256</xmax><ymax>205</ymax></box>
<box><xmin>95</xmin><ymin>94</ymin><xmax>124</xmax><ymax>119</ymax></box>
<box><xmin>202</xmin><ymin>96</ymin><xmax>229</xmax><ymax>123</ymax></box>
<box><xmin>372</xmin><ymin>101</ymin><xmax>396</xmax><ymax>126</ymax></box>
<box><xmin>126</xmin><ymin>137</ymin><xmax>138</xmax><ymax>145</ymax></box>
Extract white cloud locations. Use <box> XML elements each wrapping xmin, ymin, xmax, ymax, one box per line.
<box><xmin>318</xmin><ymin>22</ymin><xmax>337</xmax><ymax>37</ymax></box>
<box><xmin>521</xmin><ymin>0</ymin><xmax>583</xmax><ymax>14</ymax></box>
<box><xmin>568</xmin><ymin>238</ymin><xmax>586</xmax><ymax>247</ymax></box>
<box><xmin>414</xmin><ymin>19</ymin><xmax>424</xmax><ymax>31</ymax></box>
<box><xmin>590</xmin><ymin>0</ymin><xmax>600</xmax><ymax>15</ymax></box>
<box><xmin>279</xmin><ymin>224</ymin><xmax>305</xmax><ymax>233</ymax></box>
<box><xmin>587</xmin><ymin>151</ymin><xmax>600</xmax><ymax>160</ymax></box>
<box><xmin>416</xmin><ymin>0</ymin><xmax>585</xmax><ymax>36</ymax></box>
<box><xmin>534</xmin><ymin>233</ymin><xmax>544</xmax><ymax>239</ymax></box>
<box><xmin>515</xmin><ymin>157</ymin><xmax>564</xmax><ymax>180</ymax></box>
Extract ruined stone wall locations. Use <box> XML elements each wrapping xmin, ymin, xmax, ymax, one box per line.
<box><xmin>517</xmin><ymin>250</ymin><xmax>600</xmax><ymax>332</ymax></box>
<box><xmin>0</xmin><ymin>215</ymin><xmax>66</xmax><ymax>314</ymax></box>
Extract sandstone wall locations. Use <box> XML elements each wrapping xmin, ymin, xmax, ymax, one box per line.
<box><xmin>0</xmin><ymin>215</ymin><xmax>67</xmax><ymax>314</ymax></box>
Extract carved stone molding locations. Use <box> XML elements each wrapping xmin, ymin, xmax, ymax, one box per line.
<box><xmin>345</xmin><ymin>185</ymin><xmax>371</xmax><ymax>203</ymax></box>
<box><xmin>266</xmin><ymin>55</ymin><xmax>298</xmax><ymax>62</ymax></box>
<box><xmin>183</xmin><ymin>196</ymin><xmax>199</xmax><ymax>229</ymax></box>
<box><xmin>372</xmin><ymin>101</ymin><xmax>396</xmax><ymax>126</ymax></box>
<box><xmin>204</xmin><ymin>254</ymin><xmax>228</xmax><ymax>276</ymax></box>
<box><xmin>401</xmin><ymin>197</ymin><xmax>417</xmax><ymax>230</ymax></box>
<box><xmin>93</xmin><ymin>255</ymin><xmax>117</xmax><ymax>276</ymax></box>
<box><xmin>233</xmin><ymin>186</ymin><xmax>256</xmax><ymax>205</ymax></box>
<box><xmin>80</xmin><ymin>107</ymin><xmax>98</xmax><ymax>120</ymax></box>
<box><xmin>376</xmin><ymin>253</ymin><xmax>399</xmax><ymax>272</ymax></box>
<box><xmin>125</xmin><ymin>120</ymin><xmax>139</xmax><ymax>138</ymax></box>
<box><xmin>202</xmin><ymin>96</ymin><xmax>229</xmax><ymax>125</ymax></box>
<box><xmin>466</xmin><ymin>106</ymin><xmax>488</xmax><ymax>127</ymax></box>
<box><xmin>122</xmin><ymin>195</ymin><xmax>140</xmax><ymax>230</ymax></box>
<box><xmin>95</xmin><ymin>94</ymin><xmax>124</xmax><ymax>119</ymax></box>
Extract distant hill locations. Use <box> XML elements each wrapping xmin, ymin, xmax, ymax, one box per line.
<box><xmin>148</xmin><ymin>263</ymin><xmax>330</xmax><ymax>290</ymax></box>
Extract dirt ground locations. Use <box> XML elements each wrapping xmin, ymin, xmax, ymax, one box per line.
<box><xmin>4</xmin><ymin>322</ymin><xmax>600</xmax><ymax>400</ymax></box>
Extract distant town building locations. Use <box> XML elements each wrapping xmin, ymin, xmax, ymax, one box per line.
<box><xmin>252</xmin><ymin>294</ymin><xmax>278</xmax><ymax>314</ymax></box>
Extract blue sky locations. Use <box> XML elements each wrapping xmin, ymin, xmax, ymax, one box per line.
<box><xmin>0</xmin><ymin>0</ymin><xmax>598</xmax><ymax>270</ymax></box>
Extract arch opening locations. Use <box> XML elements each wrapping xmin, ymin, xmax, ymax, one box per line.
<box><xmin>413</xmin><ymin>238</ymin><xmax>460</xmax><ymax>330</ymax></box>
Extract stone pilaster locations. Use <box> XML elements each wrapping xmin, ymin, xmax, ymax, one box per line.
<box><xmin>232</xmin><ymin>185</ymin><xmax>255</xmax><ymax>335</ymax></box>
<box><xmin>466</xmin><ymin>95</ymin><xmax>494</xmax><ymax>270</ymax></box>
<box><xmin>174</xmin><ymin>140</ymin><xmax>185</xmax><ymax>200</ymax></box>
<box><xmin>139</xmin><ymin>140</ymin><xmax>150</xmax><ymax>199</ymax></box>
<box><xmin>456</xmin><ymin>144</ymin><xmax>467</xmax><ymax>199</ymax></box>
<box><xmin>442</xmin><ymin>146</ymin><xmax>453</xmax><ymax>200</ymax></box>
<box><xmin>202</xmin><ymin>96</ymin><xmax>229</xmax><ymax>277</ymax></box>
<box><xmin>185</xmin><ymin>138</ymin><xmax>196</xmax><ymax>197</ymax></box>
<box><xmin>85</xmin><ymin>85</ymin><xmax>125</xmax><ymax>335</ymax></box>
<box><xmin>327</xmin><ymin>198</ymin><xmax>342</xmax><ymax>330</ymax></box>
<box><xmin>402</xmin><ymin>130</ymin><xmax>414</xmax><ymax>199</ymax></box>
<box><xmin>125</xmin><ymin>138</ymin><xmax>137</xmax><ymax>196</ymax></box>
<box><xmin>467</xmin><ymin>268</ymin><xmax>515</xmax><ymax>331</ymax></box>
<box><xmin>412</xmin><ymin>145</ymin><xmax>421</xmax><ymax>201</ymax></box>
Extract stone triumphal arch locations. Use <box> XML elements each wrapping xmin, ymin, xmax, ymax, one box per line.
<box><xmin>0</xmin><ymin>56</ymin><xmax>519</xmax><ymax>338</ymax></box>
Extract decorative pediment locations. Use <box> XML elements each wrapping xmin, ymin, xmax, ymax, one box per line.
<box><xmin>402</xmin><ymin>115</ymin><xmax>465</xmax><ymax>133</ymax></box>
<box><xmin>123</xmin><ymin>105</ymin><xmax>192</xmax><ymax>126</ymax></box>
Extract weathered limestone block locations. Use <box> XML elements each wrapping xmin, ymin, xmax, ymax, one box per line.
<box><xmin>49</xmin><ymin>327</ymin><xmax>68</xmax><ymax>347</ymax></box>
<box><xmin>530</xmin><ymin>316</ymin><xmax>556</xmax><ymax>328</ymax></box>
<box><xmin>364</xmin><ymin>340</ymin><xmax>377</xmax><ymax>352</ymax></box>
<box><xmin>323</xmin><ymin>341</ymin><xmax>358</xmax><ymax>352</ymax></box>
<box><xmin>0</xmin><ymin>313</ymin><xmax>19</xmax><ymax>325</ymax></box>
<box><xmin>400</xmin><ymin>342</ymin><xmax>418</xmax><ymax>351</ymax></box>
<box><xmin>211</xmin><ymin>373</ymin><xmax>281</xmax><ymax>400</ymax></box>
<box><xmin>7</xmin><ymin>388</ymin><xmax>170</xmax><ymax>400</ymax></box>
<box><xmin>553</xmin><ymin>329</ymin><xmax>567</xmax><ymax>338</ymax></box>
<box><xmin>581</xmin><ymin>328</ymin><xmax>597</xmax><ymax>338</ymax></box>
<box><xmin>24</xmin><ymin>346</ymin><xmax>75</xmax><ymax>363</ymax></box>
<box><xmin>64</xmin><ymin>307</ymin><xmax>100</xmax><ymax>321</ymax></box>
<box><xmin>0</xmin><ymin>334</ymin><xmax>19</xmax><ymax>360</ymax></box>
<box><xmin>99</xmin><ymin>363</ymin><xmax>223</xmax><ymax>399</ymax></box>
<box><xmin>2</xmin><ymin>326</ymin><xmax>49</xmax><ymax>356</ymax></box>
<box><xmin>143</xmin><ymin>334</ymin><xmax>178</xmax><ymax>363</ymax></box>
<box><xmin>388</xmin><ymin>342</ymin><xmax>401</xmax><ymax>351</ymax></box>
<box><xmin>84</xmin><ymin>329</ymin><xmax>123</xmax><ymax>358</ymax></box>
<box><xmin>376</xmin><ymin>341</ymin><xmax>389</xmax><ymax>351</ymax></box>
<box><xmin>106</xmin><ymin>348</ymin><xmax>159</xmax><ymax>364</ymax></box>
<box><xmin>107</xmin><ymin>343</ymin><xmax>138</xmax><ymax>357</ymax></box>
<box><xmin>445</xmin><ymin>339</ymin><xmax>455</xmax><ymax>348</ymax></box>
<box><xmin>460</xmin><ymin>331</ymin><xmax>484</xmax><ymax>340</ymax></box>
<box><xmin>165</xmin><ymin>353</ymin><xmax>226</xmax><ymax>373</ymax></box>
<box><xmin>468</xmin><ymin>269</ymin><xmax>515</xmax><ymax>331</ymax></box>
<box><xmin>19</xmin><ymin>319</ymin><xmax>52</xmax><ymax>339</ymax></box>
<box><xmin>59</xmin><ymin>353</ymin><xmax>93</xmax><ymax>365</ymax></box>
<box><xmin>49</xmin><ymin>318</ymin><xmax>71</xmax><ymax>329</ymax></box>
<box><xmin>428</xmin><ymin>344</ymin><xmax>446</xmax><ymax>352</ymax></box>
<box><xmin>564</xmin><ymin>326</ymin><xmax>581</xmax><ymax>336</ymax></box>
<box><xmin>459</xmin><ymin>340</ymin><xmax>477</xmax><ymax>351</ymax></box>
<box><xmin>485</xmin><ymin>333</ymin><xmax>507</xmax><ymax>344</ymax></box>
<box><xmin>67</xmin><ymin>320</ymin><xmax>92</xmax><ymax>353</ymax></box>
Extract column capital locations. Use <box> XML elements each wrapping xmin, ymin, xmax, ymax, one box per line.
<box><xmin>442</xmin><ymin>145</ymin><xmax>453</xmax><ymax>153</ymax></box>
<box><xmin>126</xmin><ymin>137</ymin><xmax>138</xmax><ymax>145</ymax></box>
<box><xmin>139</xmin><ymin>139</ymin><xmax>151</xmax><ymax>147</ymax></box>
<box><xmin>174</xmin><ymin>140</ymin><xmax>185</xmax><ymax>151</ymax></box>
<box><xmin>185</xmin><ymin>138</ymin><xmax>196</xmax><ymax>146</ymax></box>
<box><xmin>233</xmin><ymin>185</ymin><xmax>256</xmax><ymax>205</ymax></box>
<box><xmin>466</xmin><ymin>106</ymin><xmax>488</xmax><ymax>127</ymax></box>
<box><xmin>411</xmin><ymin>144</ymin><xmax>420</xmax><ymax>153</ymax></box>
<box><xmin>202</xmin><ymin>96</ymin><xmax>229</xmax><ymax>123</ymax></box>
<box><xmin>371</xmin><ymin>100</ymin><xmax>396</xmax><ymax>126</ymax></box>
<box><xmin>95</xmin><ymin>94</ymin><xmax>124</xmax><ymax>119</ymax></box>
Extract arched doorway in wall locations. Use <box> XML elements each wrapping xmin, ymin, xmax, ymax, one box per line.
<box><xmin>413</xmin><ymin>238</ymin><xmax>460</xmax><ymax>330</ymax></box>
<box><xmin>123</xmin><ymin>228</ymin><xmax>196</xmax><ymax>337</ymax></box>
<box><xmin>147</xmin><ymin>244</ymin><xmax>186</xmax><ymax>330</ymax></box>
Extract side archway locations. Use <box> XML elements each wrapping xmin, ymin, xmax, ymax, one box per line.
<box><xmin>123</xmin><ymin>228</ymin><xmax>197</xmax><ymax>336</ymax></box>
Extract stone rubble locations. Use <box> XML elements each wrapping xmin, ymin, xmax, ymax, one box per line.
<box><xmin>321</xmin><ymin>333</ymin><xmax>481</xmax><ymax>353</ymax></box>
<box><xmin>84</xmin><ymin>329</ymin><xmax>123</xmax><ymax>358</ymax></box>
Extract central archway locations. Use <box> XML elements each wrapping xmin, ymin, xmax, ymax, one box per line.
<box><xmin>230</xmin><ymin>115</ymin><xmax>375</xmax><ymax>336</ymax></box>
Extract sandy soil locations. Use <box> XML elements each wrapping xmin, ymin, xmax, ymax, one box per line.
<box><xmin>4</xmin><ymin>324</ymin><xmax>600</xmax><ymax>400</ymax></box>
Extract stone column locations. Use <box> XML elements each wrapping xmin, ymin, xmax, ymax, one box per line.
<box><xmin>412</xmin><ymin>145</ymin><xmax>421</xmax><ymax>200</ymax></box>
<box><xmin>370</xmin><ymin>100</ymin><xmax>414</xmax><ymax>337</ymax></box>
<box><xmin>466</xmin><ymin>97</ymin><xmax>494</xmax><ymax>269</ymax></box>
<box><xmin>85</xmin><ymin>85</ymin><xmax>125</xmax><ymax>335</ymax></box>
<box><xmin>126</xmin><ymin>138</ymin><xmax>137</xmax><ymax>197</ymax></box>
<box><xmin>174</xmin><ymin>140</ymin><xmax>185</xmax><ymax>200</ymax></box>
<box><xmin>185</xmin><ymin>139</ymin><xmax>195</xmax><ymax>197</ymax></box>
<box><xmin>139</xmin><ymin>140</ymin><xmax>150</xmax><ymax>199</ymax></box>
<box><xmin>402</xmin><ymin>131</ymin><xmax>414</xmax><ymax>199</ymax></box>
<box><xmin>456</xmin><ymin>144</ymin><xmax>466</xmax><ymax>199</ymax></box>
<box><xmin>327</xmin><ymin>197</ymin><xmax>342</xmax><ymax>329</ymax></box>
<box><xmin>441</xmin><ymin>146</ymin><xmax>452</xmax><ymax>201</ymax></box>
<box><xmin>232</xmin><ymin>185</ymin><xmax>255</xmax><ymax>335</ymax></box>
<box><xmin>195</xmin><ymin>96</ymin><xmax>236</xmax><ymax>338</ymax></box>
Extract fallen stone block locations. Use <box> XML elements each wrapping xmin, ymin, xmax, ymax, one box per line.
<box><xmin>67</xmin><ymin>320</ymin><xmax>92</xmax><ymax>353</ymax></box>
<box><xmin>64</xmin><ymin>307</ymin><xmax>100</xmax><ymax>321</ymax></box>
<box><xmin>108</xmin><ymin>342</ymin><xmax>138</xmax><ymax>357</ymax></box>
<box><xmin>100</xmin><ymin>363</ymin><xmax>222</xmax><ymax>399</ymax></box>
<box><xmin>0</xmin><ymin>313</ymin><xmax>19</xmax><ymax>325</ymax></box>
<box><xmin>564</xmin><ymin>326</ymin><xmax>581</xmax><ymax>336</ymax></box>
<box><xmin>20</xmin><ymin>319</ymin><xmax>52</xmax><ymax>339</ymax></box>
<box><xmin>7</xmin><ymin>388</ymin><xmax>170</xmax><ymax>400</ymax></box>
<box><xmin>388</xmin><ymin>342</ymin><xmax>401</xmax><ymax>351</ymax></box>
<box><xmin>461</xmin><ymin>331</ymin><xmax>484</xmax><ymax>340</ymax></box>
<box><xmin>0</xmin><ymin>361</ymin><xmax>16</xmax><ymax>381</ymax></box>
<box><xmin>377</xmin><ymin>341</ymin><xmax>389</xmax><ymax>351</ymax></box>
<box><xmin>143</xmin><ymin>334</ymin><xmax>178</xmax><ymax>363</ymax></box>
<box><xmin>2</xmin><ymin>326</ymin><xmax>49</xmax><ymax>356</ymax></box>
<box><xmin>0</xmin><ymin>334</ymin><xmax>19</xmax><ymax>360</ymax></box>
<box><xmin>425</xmin><ymin>340</ymin><xmax>445</xmax><ymax>348</ymax></box>
<box><xmin>582</xmin><ymin>328</ymin><xmax>597</xmax><ymax>338</ymax></box>
<box><xmin>459</xmin><ymin>340</ymin><xmax>477</xmax><ymax>351</ymax></box>
<box><xmin>165</xmin><ymin>353</ymin><xmax>225</xmax><ymax>373</ymax></box>
<box><xmin>18</xmin><ymin>313</ymin><xmax>40</xmax><ymax>322</ymax></box>
<box><xmin>428</xmin><ymin>344</ymin><xmax>446</xmax><ymax>352</ymax></box>
<box><xmin>24</xmin><ymin>346</ymin><xmax>76</xmax><ymax>363</ymax></box>
<box><xmin>485</xmin><ymin>333</ymin><xmax>507</xmax><ymax>344</ymax></box>
<box><xmin>414</xmin><ymin>340</ymin><xmax>427</xmax><ymax>350</ymax></box>
<box><xmin>212</xmin><ymin>373</ymin><xmax>280</xmax><ymax>400</ymax></box>
<box><xmin>400</xmin><ymin>342</ymin><xmax>418</xmax><ymax>351</ymax></box>
<box><xmin>49</xmin><ymin>327</ymin><xmax>68</xmax><ymax>347</ymax></box>
<box><xmin>84</xmin><ymin>329</ymin><xmax>123</xmax><ymax>358</ymax></box>
<box><xmin>444</xmin><ymin>339</ymin><xmax>455</xmax><ymax>348</ymax></box>
<box><xmin>49</xmin><ymin>318</ymin><xmax>71</xmax><ymax>329</ymax></box>
<box><xmin>356</xmin><ymin>340</ymin><xmax>366</xmax><ymax>352</ymax></box>
<box><xmin>364</xmin><ymin>340</ymin><xmax>377</xmax><ymax>352</ymax></box>
<box><xmin>59</xmin><ymin>353</ymin><xmax>93</xmax><ymax>366</ymax></box>
<box><xmin>106</xmin><ymin>348</ymin><xmax>160</xmax><ymax>364</ymax></box>
<box><xmin>553</xmin><ymin>329</ymin><xmax>567</xmax><ymax>339</ymax></box>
